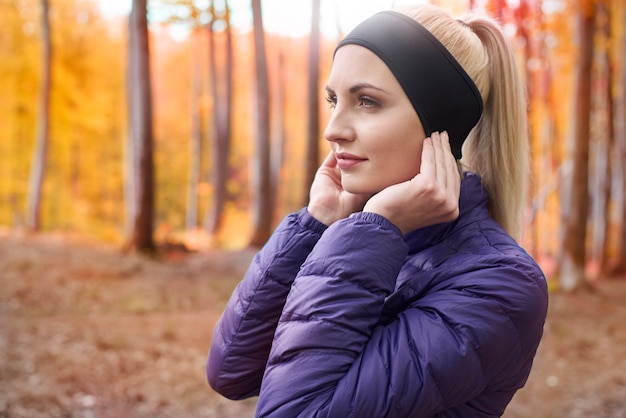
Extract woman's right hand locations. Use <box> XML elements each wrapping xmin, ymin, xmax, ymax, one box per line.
<box><xmin>307</xmin><ymin>152</ymin><xmax>370</xmax><ymax>226</ymax></box>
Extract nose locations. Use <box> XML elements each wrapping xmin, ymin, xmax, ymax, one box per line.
<box><xmin>324</xmin><ymin>107</ymin><xmax>355</xmax><ymax>144</ymax></box>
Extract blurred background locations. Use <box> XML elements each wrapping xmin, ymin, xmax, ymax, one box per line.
<box><xmin>1</xmin><ymin>0</ymin><xmax>625</xmax><ymax>416</ymax></box>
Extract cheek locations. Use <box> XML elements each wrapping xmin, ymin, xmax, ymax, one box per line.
<box><xmin>368</xmin><ymin>135</ymin><xmax>422</xmax><ymax>187</ymax></box>
<box><xmin>381</xmin><ymin>126</ymin><xmax>423</xmax><ymax>172</ymax></box>
<box><xmin>392</xmin><ymin>141</ymin><xmax>422</xmax><ymax>177</ymax></box>
<box><xmin>358</xmin><ymin>110</ymin><xmax>425</xmax><ymax>186</ymax></box>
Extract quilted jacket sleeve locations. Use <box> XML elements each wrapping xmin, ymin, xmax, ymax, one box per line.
<box><xmin>256</xmin><ymin>211</ymin><xmax>408</xmax><ymax>416</ymax></box>
<box><xmin>207</xmin><ymin>208</ymin><xmax>327</xmax><ymax>399</ymax></box>
<box><xmin>255</xmin><ymin>212</ymin><xmax>548</xmax><ymax>417</ymax></box>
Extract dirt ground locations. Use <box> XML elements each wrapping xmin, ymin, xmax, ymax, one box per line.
<box><xmin>1</xmin><ymin>230</ymin><xmax>625</xmax><ymax>418</ymax></box>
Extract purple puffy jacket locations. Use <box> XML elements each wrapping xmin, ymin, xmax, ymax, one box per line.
<box><xmin>207</xmin><ymin>173</ymin><xmax>548</xmax><ymax>417</ymax></box>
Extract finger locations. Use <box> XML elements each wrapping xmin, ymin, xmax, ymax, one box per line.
<box><xmin>430</xmin><ymin>131</ymin><xmax>445</xmax><ymax>185</ymax></box>
<box><xmin>322</xmin><ymin>151</ymin><xmax>338</xmax><ymax>168</ymax></box>
<box><xmin>420</xmin><ymin>135</ymin><xmax>436</xmax><ymax>178</ymax></box>
<box><xmin>441</xmin><ymin>131</ymin><xmax>461</xmax><ymax>194</ymax></box>
<box><xmin>439</xmin><ymin>131</ymin><xmax>453</xmax><ymax>180</ymax></box>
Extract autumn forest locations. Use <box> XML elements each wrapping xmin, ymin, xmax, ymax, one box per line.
<box><xmin>2</xmin><ymin>0</ymin><xmax>626</xmax><ymax>292</ymax></box>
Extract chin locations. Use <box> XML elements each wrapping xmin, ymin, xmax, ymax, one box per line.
<box><xmin>343</xmin><ymin>173</ymin><xmax>413</xmax><ymax>195</ymax></box>
<box><xmin>342</xmin><ymin>180</ymin><xmax>382</xmax><ymax>196</ymax></box>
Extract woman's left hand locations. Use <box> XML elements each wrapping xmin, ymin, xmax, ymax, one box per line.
<box><xmin>363</xmin><ymin>131</ymin><xmax>461</xmax><ymax>234</ymax></box>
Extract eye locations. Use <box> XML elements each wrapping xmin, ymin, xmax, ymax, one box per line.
<box><xmin>325</xmin><ymin>95</ymin><xmax>337</xmax><ymax>109</ymax></box>
<box><xmin>358</xmin><ymin>96</ymin><xmax>378</xmax><ymax>108</ymax></box>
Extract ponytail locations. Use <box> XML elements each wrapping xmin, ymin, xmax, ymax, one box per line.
<box><xmin>461</xmin><ymin>15</ymin><xmax>529</xmax><ymax>238</ymax></box>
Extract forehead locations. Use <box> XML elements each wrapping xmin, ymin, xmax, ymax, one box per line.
<box><xmin>328</xmin><ymin>45</ymin><xmax>400</xmax><ymax>90</ymax></box>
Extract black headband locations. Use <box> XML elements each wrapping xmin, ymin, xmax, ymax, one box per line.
<box><xmin>335</xmin><ymin>11</ymin><xmax>483</xmax><ymax>159</ymax></box>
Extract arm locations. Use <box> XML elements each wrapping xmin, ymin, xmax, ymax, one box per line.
<box><xmin>207</xmin><ymin>208</ymin><xmax>327</xmax><ymax>399</ymax></box>
<box><xmin>256</xmin><ymin>215</ymin><xmax>546</xmax><ymax>417</ymax></box>
<box><xmin>255</xmin><ymin>211</ymin><xmax>406</xmax><ymax>416</ymax></box>
<box><xmin>208</xmin><ymin>141</ymin><xmax>373</xmax><ymax>399</ymax></box>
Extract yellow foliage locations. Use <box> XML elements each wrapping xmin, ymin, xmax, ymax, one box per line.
<box><xmin>1</xmin><ymin>0</ymin><xmax>625</xmax><ymax>258</ymax></box>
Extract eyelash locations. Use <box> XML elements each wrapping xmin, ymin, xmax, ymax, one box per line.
<box><xmin>359</xmin><ymin>96</ymin><xmax>378</xmax><ymax>107</ymax></box>
<box><xmin>325</xmin><ymin>95</ymin><xmax>337</xmax><ymax>109</ymax></box>
<box><xmin>325</xmin><ymin>95</ymin><xmax>379</xmax><ymax>109</ymax></box>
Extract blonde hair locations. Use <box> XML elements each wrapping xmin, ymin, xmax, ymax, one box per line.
<box><xmin>397</xmin><ymin>4</ymin><xmax>529</xmax><ymax>238</ymax></box>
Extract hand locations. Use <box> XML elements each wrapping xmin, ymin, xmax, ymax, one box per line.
<box><xmin>363</xmin><ymin>131</ymin><xmax>461</xmax><ymax>234</ymax></box>
<box><xmin>307</xmin><ymin>152</ymin><xmax>371</xmax><ymax>226</ymax></box>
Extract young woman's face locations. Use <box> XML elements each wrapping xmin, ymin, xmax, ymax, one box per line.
<box><xmin>324</xmin><ymin>44</ymin><xmax>426</xmax><ymax>195</ymax></box>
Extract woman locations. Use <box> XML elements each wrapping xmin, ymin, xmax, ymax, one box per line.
<box><xmin>207</xmin><ymin>4</ymin><xmax>548</xmax><ymax>417</ymax></box>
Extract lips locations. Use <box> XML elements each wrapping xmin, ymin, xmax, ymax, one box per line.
<box><xmin>335</xmin><ymin>152</ymin><xmax>367</xmax><ymax>170</ymax></box>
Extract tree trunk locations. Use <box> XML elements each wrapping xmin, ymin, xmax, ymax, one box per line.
<box><xmin>26</xmin><ymin>0</ymin><xmax>52</xmax><ymax>231</ymax></box>
<box><xmin>559</xmin><ymin>1</ymin><xmax>595</xmax><ymax>290</ymax></box>
<box><xmin>514</xmin><ymin>0</ymin><xmax>538</xmax><ymax>255</ymax></box>
<box><xmin>608</xmin><ymin>0</ymin><xmax>626</xmax><ymax>276</ymax></box>
<box><xmin>303</xmin><ymin>0</ymin><xmax>321</xmax><ymax>206</ymax></box>
<box><xmin>594</xmin><ymin>0</ymin><xmax>612</xmax><ymax>274</ymax></box>
<box><xmin>271</xmin><ymin>47</ymin><xmax>286</xmax><ymax>212</ymax></box>
<box><xmin>126</xmin><ymin>0</ymin><xmax>155</xmax><ymax>252</ymax></box>
<box><xmin>249</xmin><ymin>0</ymin><xmax>273</xmax><ymax>247</ymax></box>
<box><xmin>204</xmin><ymin>1</ymin><xmax>234</xmax><ymax>235</ymax></box>
<box><xmin>186</xmin><ymin>31</ymin><xmax>203</xmax><ymax>232</ymax></box>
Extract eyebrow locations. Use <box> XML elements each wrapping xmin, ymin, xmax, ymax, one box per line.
<box><xmin>325</xmin><ymin>83</ymin><xmax>390</xmax><ymax>95</ymax></box>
